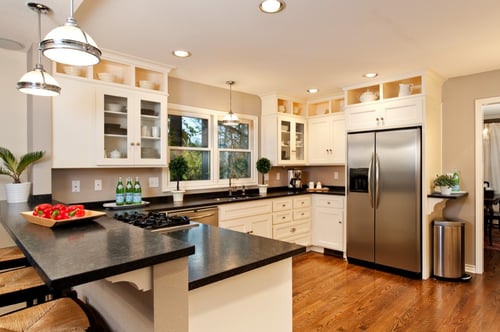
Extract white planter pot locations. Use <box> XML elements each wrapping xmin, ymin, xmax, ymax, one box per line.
<box><xmin>258</xmin><ymin>184</ymin><xmax>268</xmax><ymax>196</ymax></box>
<box><xmin>172</xmin><ymin>190</ymin><xmax>185</xmax><ymax>202</ymax></box>
<box><xmin>5</xmin><ymin>182</ymin><xmax>31</xmax><ymax>203</ymax></box>
<box><xmin>440</xmin><ymin>186</ymin><xmax>452</xmax><ymax>195</ymax></box>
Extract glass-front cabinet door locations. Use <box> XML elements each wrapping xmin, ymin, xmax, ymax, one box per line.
<box><xmin>279</xmin><ymin>117</ymin><xmax>306</xmax><ymax>164</ymax></box>
<box><xmin>96</xmin><ymin>87</ymin><xmax>166</xmax><ymax>166</ymax></box>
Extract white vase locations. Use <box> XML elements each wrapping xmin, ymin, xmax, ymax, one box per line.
<box><xmin>258</xmin><ymin>184</ymin><xmax>268</xmax><ymax>195</ymax></box>
<box><xmin>440</xmin><ymin>186</ymin><xmax>452</xmax><ymax>195</ymax></box>
<box><xmin>172</xmin><ymin>190</ymin><xmax>185</xmax><ymax>202</ymax></box>
<box><xmin>5</xmin><ymin>182</ymin><xmax>31</xmax><ymax>203</ymax></box>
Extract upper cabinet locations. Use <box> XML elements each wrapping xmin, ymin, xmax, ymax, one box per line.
<box><xmin>95</xmin><ymin>87</ymin><xmax>166</xmax><ymax>166</ymax></box>
<box><xmin>52</xmin><ymin>49</ymin><xmax>172</xmax><ymax>168</ymax></box>
<box><xmin>344</xmin><ymin>71</ymin><xmax>441</xmax><ymax>132</ymax></box>
<box><xmin>261</xmin><ymin>95</ymin><xmax>307</xmax><ymax>166</ymax></box>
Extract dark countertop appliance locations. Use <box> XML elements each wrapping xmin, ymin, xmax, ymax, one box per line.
<box><xmin>288</xmin><ymin>169</ymin><xmax>302</xmax><ymax>190</ymax></box>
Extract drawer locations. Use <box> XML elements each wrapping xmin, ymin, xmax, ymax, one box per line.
<box><xmin>273</xmin><ymin>211</ymin><xmax>293</xmax><ymax>225</ymax></box>
<box><xmin>219</xmin><ymin>200</ymin><xmax>273</xmax><ymax>221</ymax></box>
<box><xmin>273</xmin><ymin>220</ymin><xmax>310</xmax><ymax>238</ymax></box>
<box><xmin>273</xmin><ymin>198</ymin><xmax>293</xmax><ymax>212</ymax></box>
<box><xmin>314</xmin><ymin>196</ymin><xmax>344</xmax><ymax>209</ymax></box>
<box><xmin>293</xmin><ymin>196</ymin><xmax>311</xmax><ymax>209</ymax></box>
<box><xmin>279</xmin><ymin>233</ymin><xmax>311</xmax><ymax>246</ymax></box>
<box><xmin>293</xmin><ymin>208</ymin><xmax>311</xmax><ymax>221</ymax></box>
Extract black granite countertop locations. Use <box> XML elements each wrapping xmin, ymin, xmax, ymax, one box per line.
<box><xmin>166</xmin><ymin>224</ymin><xmax>306</xmax><ymax>290</ymax></box>
<box><xmin>0</xmin><ymin>202</ymin><xmax>194</xmax><ymax>291</ymax></box>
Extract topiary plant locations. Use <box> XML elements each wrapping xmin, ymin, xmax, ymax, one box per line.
<box><xmin>256</xmin><ymin>157</ymin><xmax>272</xmax><ymax>185</ymax></box>
<box><xmin>169</xmin><ymin>155</ymin><xmax>188</xmax><ymax>191</ymax></box>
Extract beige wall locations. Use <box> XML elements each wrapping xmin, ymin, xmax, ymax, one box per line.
<box><xmin>0</xmin><ymin>49</ymin><xmax>28</xmax><ymax>200</ymax></box>
<box><xmin>442</xmin><ymin>68</ymin><xmax>500</xmax><ymax>267</ymax></box>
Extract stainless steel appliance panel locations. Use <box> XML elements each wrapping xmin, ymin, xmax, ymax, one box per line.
<box><xmin>374</xmin><ymin>129</ymin><xmax>421</xmax><ymax>272</ymax></box>
<box><xmin>347</xmin><ymin>128</ymin><xmax>421</xmax><ymax>274</ymax></box>
<box><xmin>346</xmin><ymin>132</ymin><xmax>375</xmax><ymax>262</ymax></box>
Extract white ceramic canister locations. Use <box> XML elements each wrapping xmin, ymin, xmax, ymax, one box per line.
<box><xmin>398</xmin><ymin>83</ymin><xmax>413</xmax><ymax>97</ymax></box>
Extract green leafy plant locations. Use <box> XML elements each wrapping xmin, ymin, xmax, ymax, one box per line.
<box><xmin>433</xmin><ymin>174</ymin><xmax>455</xmax><ymax>188</ymax></box>
<box><xmin>0</xmin><ymin>147</ymin><xmax>44</xmax><ymax>184</ymax></box>
<box><xmin>256</xmin><ymin>157</ymin><xmax>272</xmax><ymax>185</ymax></box>
<box><xmin>169</xmin><ymin>155</ymin><xmax>188</xmax><ymax>191</ymax></box>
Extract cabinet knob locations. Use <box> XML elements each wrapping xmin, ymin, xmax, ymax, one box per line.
<box><xmin>338</xmin><ymin>220</ymin><xmax>342</xmax><ymax>224</ymax></box>
<box><xmin>130</xmin><ymin>142</ymin><xmax>135</xmax><ymax>146</ymax></box>
<box><xmin>282</xmin><ymin>216</ymin><xmax>286</xmax><ymax>220</ymax></box>
<box><xmin>380</xmin><ymin>117</ymin><xmax>384</xmax><ymax>121</ymax></box>
<box><xmin>136</xmin><ymin>142</ymin><xmax>141</xmax><ymax>146</ymax></box>
<box><xmin>291</xmin><ymin>227</ymin><xmax>296</xmax><ymax>233</ymax></box>
<box><xmin>247</xmin><ymin>230</ymin><xmax>253</xmax><ymax>234</ymax></box>
<box><xmin>327</xmin><ymin>201</ymin><xmax>331</xmax><ymax>205</ymax></box>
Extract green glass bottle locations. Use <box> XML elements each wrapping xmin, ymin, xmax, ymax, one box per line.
<box><xmin>133</xmin><ymin>176</ymin><xmax>142</xmax><ymax>204</ymax></box>
<box><xmin>125</xmin><ymin>177</ymin><xmax>134</xmax><ymax>204</ymax></box>
<box><xmin>115</xmin><ymin>177</ymin><xmax>125</xmax><ymax>206</ymax></box>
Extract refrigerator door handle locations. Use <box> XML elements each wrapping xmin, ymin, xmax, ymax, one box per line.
<box><xmin>368</xmin><ymin>152</ymin><xmax>374</xmax><ymax>208</ymax></box>
<box><xmin>375</xmin><ymin>153</ymin><xmax>380</xmax><ymax>208</ymax></box>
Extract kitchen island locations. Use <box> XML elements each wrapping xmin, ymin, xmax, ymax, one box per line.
<box><xmin>0</xmin><ymin>201</ymin><xmax>305</xmax><ymax>331</ymax></box>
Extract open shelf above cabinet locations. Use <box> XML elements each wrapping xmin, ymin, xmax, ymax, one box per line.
<box><xmin>307</xmin><ymin>96</ymin><xmax>344</xmax><ymax>116</ymax></box>
<box><xmin>53</xmin><ymin>49</ymin><xmax>173</xmax><ymax>94</ymax></box>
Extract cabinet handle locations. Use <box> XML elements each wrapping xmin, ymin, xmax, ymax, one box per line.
<box><xmin>291</xmin><ymin>227</ymin><xmax>296</xmax><ymax>233</ymax></box>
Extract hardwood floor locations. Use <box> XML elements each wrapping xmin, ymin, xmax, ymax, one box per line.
<box><xmin>292</xmin><ymin>249</ymin><xmax>500</xmax><ymax>331</ymax></box>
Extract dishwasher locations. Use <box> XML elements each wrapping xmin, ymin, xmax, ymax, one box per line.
<box><xmin>165</xmin><ymin>206</ymin><xmax>219</xmax><ymax>227</ymax></box>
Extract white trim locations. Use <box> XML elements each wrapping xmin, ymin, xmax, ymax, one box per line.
<box><xmin>162</xmin><ymin>103</ymin><xmax>259</xmax><ymax>192</ymax></box>
<box><xmin>473</xmin><ymin>96</ymin><xmax>500</xmax><ymax>274</ymax></box>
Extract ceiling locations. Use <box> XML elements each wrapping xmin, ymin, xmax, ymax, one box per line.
<box><xmin>2</xmin><ymin>0</ymin><xmax>500</xmax><ymax>99</ymax></box>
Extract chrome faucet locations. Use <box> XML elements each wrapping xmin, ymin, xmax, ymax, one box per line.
<box><xmin>228</xmin><ymin>176</ymin><xmax>233</xmax><ymax>196</ymax></box>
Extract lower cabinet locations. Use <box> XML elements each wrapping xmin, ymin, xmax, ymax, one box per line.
<box><xmin>218</xmin><ymin>200</ymin><xmax>273</xmax><ymax>238</ymax></box>
<box><xmin>311</xmin><ymin>195</ymin><xmax>344</xmax><ymax>252</ymax></box>
<box><xmin>272</xmin><ymin>196</ymin><xmax>311</xmax><ymax>246</ymax></box>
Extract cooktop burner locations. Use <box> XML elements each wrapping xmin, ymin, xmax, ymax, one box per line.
<box><xmin>114</xmin><ymin>211</ymin><xmax>190</xmax><ymax>230</ymax></box>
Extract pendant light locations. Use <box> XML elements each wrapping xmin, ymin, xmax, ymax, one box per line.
<box><xmin>40</xmin><ymin>0</ymin><xmax>101</xmax><ymax>66</ymax></box>
<box><xmin>16</xmin><ymin>3</ymin><xmax>61</xmax><ymax>97</ymax></box>
<box><xmin>222</xmin><ymin>81</ymin><xmax>239</xmax><ymax>126</ymax></box>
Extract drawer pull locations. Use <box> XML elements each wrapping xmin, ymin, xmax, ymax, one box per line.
<box><xmin>282</xmin><ymin>204</ymin><xmax>286</xmax><ymax>207</ymax></box>
<box><xmin>282</xmin><ymin>216</ymin><xmax>286</xmax><ymax>220</ymax></box>
<box><xmin>327</xmin><ymin>201</ymin><xmax>331</xmax><ymax>205</ymax></box>
<box><xmin>291</xmin><ymin>227</ymin><xmax>296</xmax><ymax>233</ymax></box>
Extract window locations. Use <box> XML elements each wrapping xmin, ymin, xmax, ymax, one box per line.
<box><xmin>165</xmin><ymin>104</ymin><xmax>258</xmax><ymax>191</ymax></box>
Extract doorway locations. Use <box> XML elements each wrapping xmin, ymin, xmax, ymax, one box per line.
<box><xmin>475</xmin><ymin>96</ymin><xmax>500</xmax><ymax>274</ymax></box>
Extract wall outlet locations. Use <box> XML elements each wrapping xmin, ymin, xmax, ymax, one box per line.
<box><xmin>149</xmin><ymin>177</ymin><xmax>159</xmax><ymax>188</ymax></box>
<box><xmin>94</xmin><ymin>179</ymin><xmax>102</xmax><ymax>191</ymax></box>
<box><xmin>334</xmin><ymin>171</ymin><xmax>339</xmax><ymax>180</ymax></box>
<box><xmin>72</xmin><ymin>180</ymin><xmax>80</xmax><ymax>193</ymax></box>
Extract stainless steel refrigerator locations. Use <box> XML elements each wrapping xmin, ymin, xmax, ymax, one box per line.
<box><xmin>346</xmin><ymin>127</ymin><xmax>421</xmax><ymax>274</ymax></box>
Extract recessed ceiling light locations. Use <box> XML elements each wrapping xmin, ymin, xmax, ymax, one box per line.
<box><xmin>259</xmin><ymin>0</ymin><xmax>286</xmax><ymax>14</ymax></box>
<box><xmin>307</xmin><ymin>88</ymin><xmax>319</xmax><ymax>94</ymax></box>
<box><xmin>172</xmin><ymin>50</ymin><xmax>191</xmax><ymax>58</ymax></box>
<box><xmin>363</xmin><ymin>73</ymin><xmax>378</xmax><ymax>78</ymax></box>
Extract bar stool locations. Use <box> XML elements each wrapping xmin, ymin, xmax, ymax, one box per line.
<box><xmin>0</xmin><ymin>246</ymin><xmax>53</xmax><ymax>307</ymax></box>
<box><xmin>0</xmin><ymin>297</ymin><xmax>100</xmax><ymax>331</ymax></box>
<box><xmin>0</xmin><ymin>245</ymin><xmax>28</xmax><ymax>270</ymax></box>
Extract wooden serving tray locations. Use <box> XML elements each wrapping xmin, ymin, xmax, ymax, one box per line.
<box><xmin>20</xmin><ymin>210</ymin><xmax>106</xmax><ymax>228</ymax></box>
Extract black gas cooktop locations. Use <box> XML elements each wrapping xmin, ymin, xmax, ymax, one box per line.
<box><xmin>114</xmin><ymin>211</ymin><xmax>190</xmax><ymax>230</ymax></box>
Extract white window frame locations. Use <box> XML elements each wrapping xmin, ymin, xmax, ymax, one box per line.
<box><xmin>162</xmin><ymin>103</ymin><xmax>258</xmax><ymax>192</ymax></box>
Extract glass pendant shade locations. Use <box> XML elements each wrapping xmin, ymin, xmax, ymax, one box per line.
<box><xmin>41</xmin><ymin>17</ymin><xmax>101</xmax><ymax>66</ymax></box>
<box><xmin>223</xmin><ymin>81</ymin><xmax>239</xmax><ymax>126</ymax></box>
<box><xmin>222</xmin><ymin>112</ymin><xmax>239</xmax><ymax>126</ymax></box>
<box><xmin>17</xmin><ymin>64</ymin><xmax>61</xmax><ymax>96</ymax></box>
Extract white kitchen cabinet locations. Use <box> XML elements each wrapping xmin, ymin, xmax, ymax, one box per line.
<box><xmin>308</xmin><ymin>114</ymin><xmax>346</xmax><ymax>164</ymax></box>
<box><xmin>272</xmin><ymin>196</ymin><xmax>311</xmax><ymax>246</ymax></box>
<box><xmin>261</xmin><ymin>94</ymin><xmax>307</xmax><ymax>166</ymax></box>
<box><xmin>344</xmin><ymin>74</ymin><xmax>425</xmax><ymax>132</ymax></box>
<box><xmin>95</xmin><ymin>87</ymin><xmax>166</xmax><ymax>166</ymax></box>
<box><xmin>261</xmin><ymin>115</ymin><xmax>307</xmax><ymax>166</ymax></box>
<box><xmin>218</xmin><ymin>200</ymin><xmax>273</xmax><ymax>238</ymax></box>
<box><xmin>312</xmin><ymin>195</ymin><xmax>344</xmax><ymax>251</ymax></box>
<box><xmin>52</xmin><ymin>77</ymin><xmax>96</xmax><ymax>168</ymax></box>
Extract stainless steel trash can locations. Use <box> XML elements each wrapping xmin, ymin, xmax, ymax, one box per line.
<box><xmin>433</xmin><ymin>220</ymin><xmax>467</xmax><ymax>279</ymax></box>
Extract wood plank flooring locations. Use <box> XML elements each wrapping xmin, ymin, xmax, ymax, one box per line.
<box><xmin>292</xmin><ymin>249</ymin><xmax>500</xmax><ymax>331</ymax></box>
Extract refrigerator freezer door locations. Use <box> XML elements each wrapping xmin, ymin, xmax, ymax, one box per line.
<box><xmin>374</xmin><ymin>128</ymin><xmax>421</xmax><ymax>273</ymax></box>
<box><xmin>346</xmin><ymin>132</ymin><xmax>375</xmax><ymax>262</ymax></box>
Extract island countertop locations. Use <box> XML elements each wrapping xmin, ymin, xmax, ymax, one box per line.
<box><xmin>0</xmin><ymin>201</ymin><xmax>305</xmax><ymax>292</ymax></box>
<box><xmin>0</xmin><ymin>201</ymin><xmax>195</xmax><ymax>291</ymax></box>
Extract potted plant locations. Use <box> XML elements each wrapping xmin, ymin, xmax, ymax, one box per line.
<box><xmin>0</xmin><ymin>147</ymin><xmax>44</xmax><ymax>203</ymax></box>
<box><xmin>433</xmin><ymin>174</ymin><xmax>456</xmax><ymax>195</ymax></box>
<box><xmin>256</xmin><ymin>157</ymin><xmax>272</xmax><ymax>195</ymax></box>
<box><xmin>169</xmin><ymin>155</ymin><xmax>188</xmax><ymax>202</ymax></box>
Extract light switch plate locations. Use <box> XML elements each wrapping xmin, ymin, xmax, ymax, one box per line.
<box><xmin>149</xmin><ymin>177</ymin><xmax>159</xmax><ymax>188</ymax></box>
